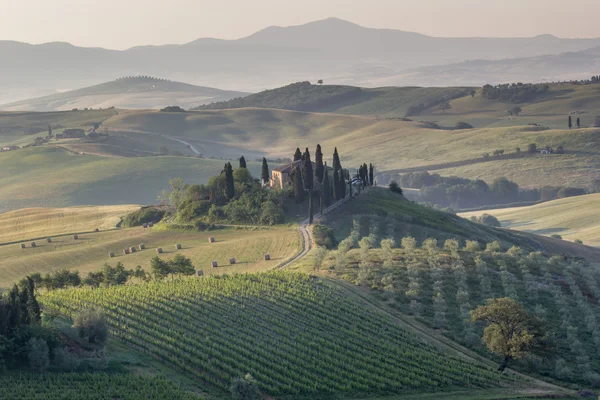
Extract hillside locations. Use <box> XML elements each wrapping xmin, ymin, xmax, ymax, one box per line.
<box><xmin>0</xmin><ymin>76</ymin><xmax>248</xmax><ymax>112</ymax></box>
<box><xmin>40</xmin><ymin>272</ymin><xmax>519</xmax><ymax>397</ymax></box>
<box><xmin>0</xmin><ymin>205</ymin><xmax>139</xmax><ymax>244</ymax></box>
<box><xmin>0</xmin><ymin>147</ymin><xmax>262</xmax><ymax>213</ymax></box>
<box><xmin>459</xmin><ymin>193</ymin><xmax>600</xmax><ymax>246</ymax></box>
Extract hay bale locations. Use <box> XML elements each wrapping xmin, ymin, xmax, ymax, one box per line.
<box><xmin>139</xmin><ymin>243</ymin><xmax>145</xmax><ymax>250</ymax></box>
<box><xmin>129</xmin><ymin>247</ymin><xmax>136</xmax><ymax>253</ymax></box>
<box><xmin>156</xmin><ymin>248</ymin><xmax>163</xmax><ymax>254</ymax></box>
<box><xmin>20</xmin><ymin>243</ymin><xmax>26</xmax><ymax>249</ymax></box>
<box><xmin>142</xmin><ymin>223</ymin><xmax>148</xmax><ymax>228</ymax></box>
<box><xmin>208</xmin><ymin>237</ymin><xmax>215</xmax><ymax>243</ymax></box>
<box><xmin>30</xmin><ymin>242</ymin><xmax>36</xmax><ymax>248</ymax></box>
<box><xmin>229</xmin><ymin>257</ymin><xmax>236</xmax><ymax>265</ymax></box>
<box><xmin>47</xmin><ymin>237</ymin><xmax>52</xmax><ymax>243</ymax></box>
<box><xmin>197</xmin><ymin>270</ymin><xmax>204</xmax><ymax>276</ymax></box>
<box><xmin>211</xmin><ymin>261</ymin><xmax>218</xmax><ymax>268</ymax></box>
<box><xmin>109</xmin><ymin>252</ymin><xmax>115</xmax><ymax>258</ymax></box>
<box><xmin>175</xmin><ymin>243</ymin><xmax>182</xmax><ymax>250</ymax></box>
<box><xmin>73</xmin><ymin>234</ymin><xmax>79</xmax><ymax>240</ymax></box>
<box><xmin>148</xmin><ymin>222</ymin><xmax>154</xmax><ymax>227</ymax></box>
<box><xmin>123</xmin><ymin>248</ymin><xmax>130</xmax><ymax>255</ymax></box>
<box><xmin>264</xmin><ymin>254</ymin><xmax>271</xmax><ymax>261</ymax></box>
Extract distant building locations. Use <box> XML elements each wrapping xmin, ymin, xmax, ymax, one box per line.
<box><xmin>62</xmin><ymin>129</ymin><xmax>86</xmax><ymax>138</ymax></box>
<box><xmin>1</xmin><ymin>145</ymin><xmax>19</xmax><ymax>152</ymax></box>
<box><xmin>269</xmin><ymin>160</ymin><xmax>333</xmax><ymax>189</ymax></box>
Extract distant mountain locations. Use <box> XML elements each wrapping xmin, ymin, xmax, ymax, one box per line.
<box><xmin>0</xmin><ymin>76</ymin><xmax>248</xmax><ymax>111</ymax></box>
<box><xmin>2</xmin><ymin>18</ymin><xmax>600</xmax><ymax>101</ymax></box>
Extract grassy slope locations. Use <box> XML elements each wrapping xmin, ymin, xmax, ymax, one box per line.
<box><xmin>0</xmin><ymin>225</ymin><xmax>300</xmax><ymax>288</ymax></box>
<box><xmin>460</xmin><ymin>193</ymin><xmax>600</xmax><ymax>246</ymax></box>
<box><xmin>0</xmin><ymin>205</ymin><xmax>139</xmax><ymax>244</ymax></box>
<box><xmin>0</xmin><ymin>147</ymin><xmax>262</xmax><ymax>213</ymax></box>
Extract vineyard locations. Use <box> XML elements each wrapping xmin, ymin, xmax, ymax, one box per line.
<box><xmin>324</xmin><ymin>233</ymin><xmax>600</xmax><ymax>387</ymax></box>
<box><xmin>40</xmin><ymin>272</ymin><xmax>516</xmax><ymax>397</ymax></box>
<box><xmin>0</xmin><ymin>373</ymin><xmax>198</xmax><ymax>400</ymax></box>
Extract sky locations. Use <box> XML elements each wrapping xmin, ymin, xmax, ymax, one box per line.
<box><xmin>1</xmin><ymin>0</ymin><xmax>600</xmax><ymax>50</ymax></box>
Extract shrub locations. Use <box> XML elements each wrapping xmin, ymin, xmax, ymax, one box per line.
<box><xmin>485</xmin><ymin>241</ymin><xmax>501</xmax><ymax>253</ymax></box>
<box><xmin>54</xmin><ymin>348</ymin><xmax>81</xmax><ymax>371</ymax></box>
<box><xmin>230</xmin><ymin>373</ymin><xmax>261</xmax><ymax>400</ymax></box>
<box><xmin>122</xmin><ymin>208</ymin><xmax>165</xmax><ymax>227</ymax></box>
<box><xmin>574</xmin><ymin>239</ymin><xmax>584</xmax><ymax>245</ymax></box>
<box><xmin>388</xmin><ymin>181</ymin><xmax>403</xmax><ymax>195</ymax></box>
<box><xmin>478</xmin><ymin>214</ymin><xmax>501</xmax><ymax>227</ymax></box>
<box><xmin>27</xmin><ymin>338</ymin><xmax>50</xmax><ymax>372</ymax></box>
<box><xmin>401</xmin><ymin>237</ymin><xmax>417</xmax><ymax>251</ymax></box>
<box><xmin>73</xmin><ymin>309</ymin><xmax>108</xmax><ymax>346</ymax></box>
<box><xmin>455</xmin><ymin>121</ymin><xmax>473</xmax><ymax>129</ymax></box>
<box><xmin>312</xmin><ymin>248</ymin><xmax>327</xmax><ymax>270</ymax></box>
<box><xmin>259</xmin><ymin>201</ymin><xmax>284</xmax><ymax>225</ymax></box>
<box><xmin>464</xmin><ymin>240</ymin><xmax>480</xmax><ymax>251</ymax></box>
<box><xmin>312</xmin><ymin>225</ymin><xmax>337</xmax><ymax>249</ymax></box>
<box><xmin>550</xmin><ymin>234</ymin><xmax>563</xmax><ymax>240</ymax></box>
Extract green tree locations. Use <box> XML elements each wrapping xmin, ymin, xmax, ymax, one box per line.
<box><xmin>302</xmin><ymin>148</ymin><xmax>313</xmax><ymax>190</ymax></box>
<box><xmin>577</xmin><ymin>117</ymin><xmax>581</xmax><ymax>128</ymax></box>
<box><xmin>151</xmin><ymin>256</ymin><xmax>170</xmax><ymax>280</ymax></box>
<box><xmin>389</xmin><ymin>181</ymin><xmax>403</xmax><ymax>195</ymax></box>
<box><xmin>23</xmin><ymin>277</ymin><xmax>41</xmax><ymax>325</ymax></box>
<box><xmin>471</xmin><ymin>298</ymin><xmax>545</xmax><ymax>371</ymax></box>
<box><xmin>239</xmin><ymin>156</ymin><xmax>247</xmax><ymax>169</ymax></box>
<box><xmin>169</xmin><ymin>254</ymin><xmax>195</xmax><ymax>277</ymax></box>
<box><xmin>230</xmin><ymin>373</ymin><xmax>261</xmax><ymax>400</ymax></box>
<box><xmin>47</xmin><ymin>125</ymin><xmax>52</xmax><ymax>137</ymax></box>
<box><xmin>73</xmin><ymin>308</ymin><xmax>108</xmax><ymax>346</ymax></box>
<box><xmin>317</xmin><ymin>79</ymin><xmax>324</xmax><ymax>85</ymax></box>
<box><xmin>292</xmin><ymin>166</ymin><xmax>304</xmax><ymax>203</ymax></box>
<box><xmin>315</xmin><ymin>144</ymin><xmax>324</xmax><ymax>183</ymax></box>
<box><xmin>511</xmin><ymin>106</ymin><xmax>522</xmax><ymax>117</ymax></box>
<box><xmin>261</xmin><ymin>157</ymin><xmax>269</xmax><ymax>186</ymax></box>
<box><xmin>322</xmin><ymin>162</ymin><xmax>331</xmax><ymax>207</ymax></box>
<box><xmin>27</xmin><ymin>338</ymin><xmax>49</xmax><ymax>372</ymax></box>
<box><xmin>332</xmin><ymin>147</ymin><xmax>341</xmax><ymax>172</ymax></box>
<box><xmin>333</xmin><ymin>168</ymin><xmax>340</xmax><ymax>201</ymax></box>
<box><xmin>568</xmin><ymin>116</ymin><xmax>572</xmax><ymax>130</ymax></box>
<box><xmin>224</xmin><ymin>162</ymin><xmax>235</xmax><ymax>200</ymax></box>
<box><xmin>293</xmin><ymin>147</ymin><xmax>302</xmax><ymax>161</ymax></box>
<box><xmin>369</xmin><ymin>163</ymin><xmax>374</xmax><ymax>186</ymax></box>
<box><xmin>439</xmin><ymin>102</ymin><xmax>452</xmax><ymax>113</ymax></box>
<box><xmin>308</xmin><ymin>192</ymin><xmax>314</xmax><ymax>224</ymax></box>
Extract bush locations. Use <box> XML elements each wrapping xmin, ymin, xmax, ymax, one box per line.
<box><xmin>27</xmin><ymin>338</ymin><xmax>50</xmax><ymax>372</ymax></box>
<box><xmin>259</xmin><ymin>201</ymin><xmax>284</xmax><ymax>225</ymax></box>
<box><xmin>485</xmin><ymin>241</ymin><xmax>501</xmax><ymax>253</ymax></box>
<box><xmin>464</xmin><ymin>240</ymin><xmax>481</xmax><ymax>251</ymax></box>
<box><xmin>122</xmin><ymin>208</ymin><xmax>165</xmax><ymax>227</ymax></box>
<box><xmin>574</xmin><ymin>239</ymin><xmax>584</xmax><ymax>245</ymax></box>
<box><xmin>312</xmin><ymin>247</ymin><xmax>327</xmax><ymax>270</ymax></box>
<box><xmin>73</xmin><ymin>309</ymin><xmax>108</xmax><ymax>346</ymax></box>
<box><xmin>388</xmin><ymin>181</ymin><xmax>403</xmax><ymax>195</ymax></box>
<box><xmin>550</xmin><ymin>234</ymin><xmax>563</xmax><ymax>240</ymax></box>
<box><xmin>312</xmin><ymin>225</ymin><xmax>337</xmax><ymax>249</ymax></box>
<box><xmin>230</xmin><ymin>373</ymin><xmax>261</xmax><ymax>400</ymax></box>
<box><xmin>455</xmin><ymin>121</ymin><xmax>473</xmax><ymax>129</ymax></box>
<box><xmin>54</xmin><ymin>348</ymin><xmax>81</xmax><ymax>371</ymax></box>
<box><xmin>477</xmin><ymin>214</ymin><xmax>501</xmax><ymax>227</ymax></box>
<box><xmin>160</xmin><ymin>106</ymin><xmax>186</xmax><ymax>112</ymax></box>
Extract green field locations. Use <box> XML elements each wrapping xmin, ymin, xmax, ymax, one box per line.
<box><xmin>0</xmin><ymin>224</ymin><xmax>299</xmax><ymax>288</ymax></box>
<box><xmin>460</xmin><ymin>193</ymin><xmax>600</xmax><ymax>246</ymax></box>
<box><xmin>0</xmin><ymin>205</ymin><xmax>139</xmax><ymax>244</ymax></box>
<box><xmin>41</xmin><ymin>272</ymin><xmax>520</xmax><ymax>397</ymax></box>
<box><xmin>0</xmin><ymin>147</ymin><xmax>262</xmax><ymax>213</ymax></box>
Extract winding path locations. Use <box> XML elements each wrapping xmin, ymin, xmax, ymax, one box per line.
<box><xmin>163</xmin><ymin>135</ymin><xmax>202</xmax><ymax>155</ymax></box>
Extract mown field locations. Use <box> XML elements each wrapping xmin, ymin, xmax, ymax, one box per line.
<box><xmin>460</xmin><ymin>193</ymin><xmax>600</xmax><ymax>246</ymax></box>
<box><xmin>0</xmin><ymin>205</ymin><xmax>139</xmax><ymax>244</ymax></box>
<box><xmin>41</xmin><ymin>272</ymin><xmax>520</xmax><ymax>398</ymax></box>
<box><xmin>0</xmin><ymin>224</ymin><xmax>299</xmax><ymax>288</ymax></box>
<box><xmin>0</xmin><ymin>147</ymin><xmax>261</xmax><ymax>213</ymax></box>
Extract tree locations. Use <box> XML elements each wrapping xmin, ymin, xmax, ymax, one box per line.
<box><xmin>239</xmin><ymin>156</ymin><xmax>247</xmax><ymax>169</ymax></box>
<box><xmin>369</xmin><ymin>163</ymin><xmax>374</xmax><ymax>186</ymax></box>
<box><xmin>471</xmin><ymin>298</ymin><xmax>545</xmax><ymax>371</ymax></box>
<box><xmin>308</xmin><ymin>192</ymin><xmax>314</xmax><ymax>224</ymax></box>
<box><xmin>47</xmin><ymin>125</ymin><xmax>52</xmax><ymax>137</ymax></box>
<box><xmin>23</xmin><ymin>277</ymin><xmax>40</xmax><ymax>325</ymax></box>
<box><xmin>224</xmin><ymin>162</ymin><xmax>235</xmax><ymax>200</ymax></box>
<box><xmin>293</xmin><ymin>147</ymin><xmax>302</xmax><ymax>161</ymax></box>
<box><xmin>527</xmin><ymin>143</ymin><xmax>537</xmax><ymax>154</ymax></box>
<box><xmin>389</xmin><ymin>181</ymin><xmax>403</xmax><ymax>195</ymax></box>
<box><xmin>315</xmin><ymin>144</ymin><xmax>324</xmax><ymax>183</ymax></box>
<box><xmin>292</xmin><ymin>166</ymin><xmax>305</xmax><ymax>203</ymax></box>
<box><xmin>332</xmin><ymin>168</ymin><xmax>340</xmax><ymax>201</ymax></box>
<box><xmin>151</xmin><ymin>256</ymin><xmax>170</xmax><ymax>280</ymax></box>
<box><xmin>73</xmin><ymin>308</ymin><xmax>108</xmax><ymax>346</ymax></box>
<box><xmin>230</xmin><ymin>373</ymin><xmax>261</xmax><ymax>400</ymax></box>
<box><xmin>322</xmin><ymin>162</ymin><xmax>331</xmax><ymax>207</ymax></box>
<box><xmin>577</xmin><ymin>117</ymin><xmax>581</xmax><ymax>128</ymax></box>
<box><xmin>317</xmin><ymin>79</ymin><xmax>324</xmax><ymax>85</ymax></box>
<box><xmin>470</xmin><ymin>89</ymin><xmax>476</xmax><ymax>98</ymax></box>
<box><xmin>511</xmin><ymin>106</ymin><xmax>522</xmax><ymax>117</ymax></box>
<box><xmin>568</xmin><ymin>116</ymin><xmax>572</xmax><ymax>130</ymax></box>
<box><xmin>439</xmin><ymin>102</ymin><xmax>452</xmax><ymax>113</ymax></box>
<box><xmin>169</xmin><ymin>254</ymin><xmax>195</xmax><ymax>277</ymax></box>
<box><xmin>302</xmin><ymin>148</ymin><xmax>313</xmax><ymax>190</ymax></box>
<box><xmin>261</xmin><ymin>158</ymin><xmax>269</xmax><ymax>186</ymax></box>
<box><xmin>332</xmin><ymin>147</ymin><xmax>341</xmax><ymax>172</ymax></box>
<box><xmin>27</xmin><ymin>338</ymin><xmax>50</xmax><ymax>372</ymax></box>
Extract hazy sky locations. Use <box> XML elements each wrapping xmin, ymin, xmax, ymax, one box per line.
<box><xmin>2</xmin><ymin>0</ymin><xmax>600</xmax><ymax>49</ymax></box>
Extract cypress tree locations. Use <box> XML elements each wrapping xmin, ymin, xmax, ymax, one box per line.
<box><xmin>25</xmin><ymin>277</ymin><xmax>41</xmax><ymax>325</ymax></box>
<box><xmin>224</xmin><ymin>162</ymin><xmax>235</xmax><ymax>200</ymax></box>
<box><xmin>293</xmin><ymin>147</ymin><xmax>302</xmax><ymax>161</ymax></box>
<box><xmin>308</xmin><ymin>192</ymin><xmax>313</xmax><ymax>224</ymax></box>
<box><xmin>362</xmin><ymin>163</ymin><xmax>368</xmax><ymax>187</ymax></box>
<box><xmin>340</xmin><ymin>169</ymin><xmax>346</xmax><ymax>199</ymax></box>
<box><xmin>568</xmin><ymin>116</ymin><xmax>572</xmax><ymax>130</ymax></box>
<box><xmin>261</xmin><ymin>157</ymin><xmax>270</xmax><ymax>185</ymax></box>
<box><xmin>302</xmin><ymin>148</ymin><xmax>313</xmax><ymax>190</ymax></box>
<box><xmin>333</xmin><ymin>168</ymin><xmax>340</xmax><ymax>201</ymax></box>
<box><xmin>332</xmin><ymin>147</ymin><xmax>341</xmax><ymax>171</ymax></box>
<box><xmin>315</xmin><ymin>144</ymin><xmax>324</xmax><ymax>183</ymax></box>
<box><xmin>239</xmin><ymin>156</ymin><xmax>247</xmax><ymax>169</ymax></box>
<box><xmin>292</xmin><ymin>166</ymin><xmax>305</xmax><ymax>203</ymax></box>
<box><xmin>577</xmin><ymin>117</ymin><xmax>581</xmax><ymax>128</ymax></box>
<box><xmin>8</xmin><ymin>285</ymin><xmax>20</xmax><ymax>332</ymax></box>
<box><xmin>369</xmin><ymin>163</ymin><xmax>374</xmax><ymax>186</ymax></box>
<box><xmin>322</xmin><ymin>162</ymin><xmax>331</xmax><ymax>206</ymax></box>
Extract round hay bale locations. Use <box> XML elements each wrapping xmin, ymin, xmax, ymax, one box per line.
<box><xmin>211</xmin><ymin>261</ymin><xmax>218</xmax><ymax>268</ymax></box>
<box><xmin>208</xmin><ymin>237</ymin><xmax>215</xmax><ymax>243</ymax></box>
<box><xmin>73</xmin><ymin>234</ymin><xmax>79</xmax><ymax>240</ymax></box>
<box><xmin>47</xmin><ymin>237</ymin><xmax>52</xmax><ymax>243</ymax></box>
<box><xmin>20</xmin><ymin>243</ymin><xmax>26</xmax><ymax>249</ymax></box>
<box><xmin>148</xmin><ymin>222</ymin><xmax>154</xmax><ymax>227</ymax></box>
<box><xmin>175</xmin><ymin>243</ymin><xmax>182</xmax><ymax>250</ymax></box>
<box><xmin>142</xmin><ymin>223</ymin><xmax>148</xmax><ymax>228</ymax></box>
<box><xmin>30</xmin><ymin>242</ymin><xmax>36</xmax><ymax>248</ymax></box>
<box><xmin>229</xmin><ymin>257</ymin><xmax>236</xmax><ymax>265</ymax></box>
<box><xmin>109</xmin><ymin>252</ymin><xmax>115</xmax><ymax>258</ymax></box>
<box><xmin>139</xmin><ymin>243</ymin><xmax>145</xmax><ymax>250</ymax></box>
<box><xmin>129</xmin><ymin>247</ymin><xmax>136</xmax><ymax>253</ymax></box>
<box><xmin>197</xmin><ymin>270</ymin><xmax>204</xmax><ymax>276</ymax></box>
<box><xmin>264</xmin><ymin>254</ymin><xmax>271</xmax><ymax>261</ymax></box>
<box><xmin>123</xmin><ymin>248</ymin><xmax>130</xmax><ymax>255</ymax></box>
<box><xmin>156</xmin><ymin>248</ymin><xmax>163</xmax><ymax>254</ymax></box>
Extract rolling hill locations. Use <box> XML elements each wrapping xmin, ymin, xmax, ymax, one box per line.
<box><xmin>0</xmin><ymin>76</ymin><xmax>248</xmax><ymax>112</ymax></box>
<box><xmin>459</xmin><ymin>193</ymin><xmax>600</xmax><ymax>246</ymax></box>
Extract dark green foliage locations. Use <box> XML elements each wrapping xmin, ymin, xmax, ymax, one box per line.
<box><xmin>313</xmin><ymin>225</ymin><xmax>337</xmax><ymax>249</ymax></box>
<box><xmin>73</xmin><ymin>309</ymin><xmax>108</xmax><ymax>346</ymax></box>
<box><xmin>332</xmin><ymin>147</ymin><xmax>341</xmax><ymax>172</ymax></box>
<box><xmin>577</xmin><ymin>117</ymin><xmax>581</xmax><ymax>128</ymax></box>
<box><xmin>389</xmin><ymin>181</ymin><xmax>403</xmax><ymax>195</ymax></box>
<box><xmin>568</xmin><ymin>116</ymin><xmax>572</xmax><ymax>129</ymax></box>
<box><xmin>322</xmin><ymin>163</ymin><xmax>331</xmax><ymax>207</ymax></box>
<box><xmin>369</xmin><ymin>163</ymin><xmax>374</xmax><ymax>186</ymax></box>
<box><xmin>230</xmin><ymin>373</ymin><xmax>261</xmax><ymax>400</ymax></box>
<box><xmin>159</xmin><ymin>105</ymin><xmax>186</xmax><ymax>112</ymax></box>
<box><xmin>293</xmin><ymin>147</ymin><xmax>302</xmax><ymax>161</ymax></box>
<box><xmin>455</xmin><ymin>121</ymin><xmax>473</xmax><ymax>129</ymax></box>
<box><xmin>224</xmin><ymin>162</ymin><xmax>235</xmax><ymax>200</ymax></box>
<box><xmin>259</xmin><ymin>201</ymin><xmax>284</xmax><ymax>225</ymax></box>
<box><xmin>528</xmin><ymin>143</ymin><xmax>537</xmax><ymax>154</ymax></box>
<box><xmin>261</xmin><ymin>157</ymin><xmax>269</xmax><ymax>185</ymax></box>
<box><xmin>315</xmin><ymin>144</ymin><xmax>324</xmax><ymax>183</ymax></box>
<box><xmin>27</xmin><ymin>337</ymin><xmax>49</xmax><ymax>372</ymax></box>
<box><xmin>292</xmin><ymin>166</ymin><xmax>305</xmax><ymax>203</ymax></box>
<box><xmin>482</xmin><ymin>83</ymin><xmax>549</xmax><ymax>103</ymax></box>
<box><xmin>239</xmin><ymin>156</ymin><xmax>247</xmax><ymax>169</ymax></box>
<box><xmin>170</xmin><ymin>254</ymin><xmax>196</xmax><ymax>277</ymax></box>
<box><xmin>151</xmin><ymin>257</ymin><xmax>171</xmax><ymax>280</ymax></box>
<box><xmin>122</xmin><ymin>207</ymin><xmax>165</xmax><ymax>227</ymax></box>
<box><xmin>302</xmin><ymin>148</ymin><xmax>313</xmax><ymax>190</ymax></box>
<box><xmin>332</xmin><ymin>168</ymin><xmax>340</xmax><ymax>201</ymax></box>
<box><xmin>475</xmin><ymin>213</ymin><xmax>501</xmax><ymax>227</ymax></box>
<box><xmin>41</xmin><ymin>269</ymin><xmax>81</xmax><ymax>291</ymax></box>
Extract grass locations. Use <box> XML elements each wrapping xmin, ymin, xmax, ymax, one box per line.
<box><xmin>0</xmin><ymin>146</ymin><xmax>262</xmax><ymax>213</ymax></box>
<box><xmin>459</xmin><ymin>193</ymin><xmax>600</xmax><ymax>246</ymax></box>
<box><xmin>0</xmin><ymin>224</ymin><xmax>300</xmax><ymax>288</ymax></box>
<box><xmin>0</xmin><ymin>205</ymin><xmax>140</xmax><ymax>244</ymax></box>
